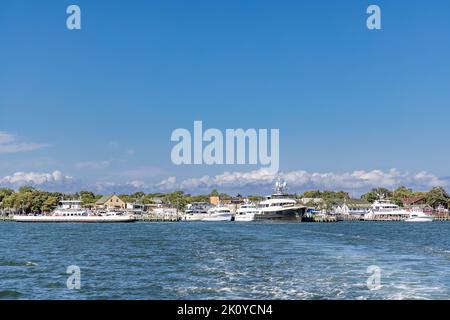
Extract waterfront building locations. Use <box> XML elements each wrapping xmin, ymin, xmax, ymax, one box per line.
<box><xmin>402</xmin><ymin>196</ymin><xmax>426</xmax><ymax>207</ymax></box>
<box><xmin>333</xmin><ymin>199</ymin><xmax>371</xmax><ymax>215</ymax></box>
<box><xmin>209</xmin><ymin>195</ymin><xmax>245</xmax><ymax>212</ymax></box>
<box><xmin>126</xmin><ymin>202</ymin><xmax>152</xmax><ymax>215</ymax></box>
<box><xmin>331</xmin><ymin>199</ymin><xmax>371</xmax><ymax>220</ymax></box>
<box><xmin>95</xmin><ymin>194</ymin><xmax>126</xmax><ymax>210</ymax></box>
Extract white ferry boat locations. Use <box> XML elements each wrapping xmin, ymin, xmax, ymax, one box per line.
<box><xmin>13</xmin><ymin>200</ymin><xmax>136</xmax><ymax>223</ymax></box>
<box><xmin>255</xmin><ymin>180</ymin><xmax>305</xmax><ymax>221</ymax></box>
<box><xmin>363</xmin><ymin>197</ymin><xmax>410</xmax><ymax>221</ymax></box>
<box><xmin>235</xmin><ymin>202</ymin><xmax>258</xmax><ymax>222</ymax></box>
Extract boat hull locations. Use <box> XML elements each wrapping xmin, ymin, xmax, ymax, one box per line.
<box><xmin>12</xmin><ymin>215</ymin><xmax>136</xmax><ymax>223</ymax></box>
<box><xmin>405</xmin><ymin>217</ymin><xmax>433</xmax><ymax>222</ymax></box>
<box><xmin>235</xmin><ymin>214</ymin><xmax>255</xmax><ymax>222</ymax></box>
<box><xmin>202</xmin><ymin>214</ymin><xmax>233</xmax><ymax>222</ymax></box>
<box><xmin>183</xmin><ymin>214</ymin><xmax>206</xmax><ymax>221</ymax></box>
<box><xmin>254</xmin><ymin>207</ymin><xmax>305</xmax><ymax>221</ymax></box>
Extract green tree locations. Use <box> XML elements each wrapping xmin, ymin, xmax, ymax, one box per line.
<box><xmin>302</xmin><ymin>190</ymin><xmax>322</xmax><ymax>198</ymax></box>
<box><xmin>42</xmin><ymin>196</ymin><xmax>59</xmax><ymax>212</ymax></box>
<box><xmin>79</xmin><ymin>191</ymin><xmax>96</xmax><ymax>206</ymax></box>
<box><xmin>209</xmin><ymin>189</ymin><xmax>219</xmax><ymax>197</ymax></box>
<box><xmin>361</xmin><ymin>188</ymin><xmax>392</xmax><ymax>203</ymax></box>
<box><xmin>0</xmin><ymin>188</ymin><xmax>14</xmax><ymax>202</ymax></box>
<box><xmin>425</xmin><ymin>187</ymin><xmax>450</xmax><ymax>208</ymax></box>
<box><xmin>392</xmin><ymin>186</ymin><xmax>413</xmax><ymax>206</ymax></box>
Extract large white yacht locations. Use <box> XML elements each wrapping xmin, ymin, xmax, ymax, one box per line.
<box><xmin>183</xmin><ymin>202</ymin><xmax>211</xmax><ymax>221</ymax></box>
<box><xmin>235</xmin><ymin>202</ymin><xmax>258</xmax><ymax>222</ymax></box>
<box><xmin>363</xmin><ymin>196</ymin><xmax>410</xmax><ymax>221</ymax></box>
<box><xmin>255</xmin><ymin>180</ymin><xmax>305</xmax><ymax>221</ymax></box>
<box><xmin>13</xmin><ymin>200</ymin><xmax>136</xmax><ymax>223</ymax></box>
<box><xmin>203</xmin><ymin>205</ymin><xmax>233</xmax><ymax>222</ymax></box>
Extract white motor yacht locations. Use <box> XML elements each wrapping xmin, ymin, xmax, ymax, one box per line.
<box><xmin>203</xmin><ymin>205</ymin><xmax>233</xmax><ymax>222</ymax></box>
<box><xmin>405</xmin><ymin>210</ymin><xmax>433</xmax><ymax>222</ymax></box>
<box><xmin>183</xmin><ymin>202</ymin><xmax>211</xmax><ymax>221</ymax></box>
<box><xmin>364</xmin><ymin>196</ymin><xmax>410</xmax><ymax>221</ymax></box>
<box><xmin>255</xmin><ymin>180</ymin><xmax>305</xmax><ymax>221</ymax></box>
<box><xmin>235</xmin><ymin>202</ymin><xmax>258</xmax><ymax>222</ymax></box>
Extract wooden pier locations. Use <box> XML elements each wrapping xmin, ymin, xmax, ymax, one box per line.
<box><xmin>136</xmin><ymin>213</ymin><xmax>181</xmax><ymax>222</ymax></box>
<box><xmin>433</xmin><ymin>215</ymin><xmax>450</xmax><ymax>221</ymax></box>
<box><xmin>302</xmin><ymin>215</ymin><xmax>337</xmax><ymax>223</ymax></box>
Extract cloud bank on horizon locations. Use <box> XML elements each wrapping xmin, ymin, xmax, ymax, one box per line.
<box><xmin>0</xmin><ymin>168</ymin><xmax>447</xmax><ymax>196</ymax></box>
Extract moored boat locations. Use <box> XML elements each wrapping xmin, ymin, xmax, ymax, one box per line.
<box><xmin>363</xmin><ymin>196</ymin><xmax>410</xmax><ymax>221</ymax></box>
<box><xmin>203</xmin><ymin>205</ymin><xmax>233</xmax><ymax>222</ymax></box>
<box><xmin>235</xmin><ymin>202</ymin><xmax>258</xmax><ymax>222</ymax></box>
<box><xmin>12</xmin><ymin>200</ymin><xmax>136</xmax><ymax>223</ymax></box>
<box><xmin>183</xmin><ymin>202</ymin><xmax>211</xmax><ymax>221</ymax></box>
<box><xmin>405</xmin><ymin>210</ymin><xmax>433</xmax><ymax>222</ymax></box>
<box><xmin>254</xmin><ymin>180</ymin><xmax>305</xmax><ymax>221</ymax></box>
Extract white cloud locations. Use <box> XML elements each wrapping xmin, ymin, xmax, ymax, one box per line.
<box><xmin>0</xmin><ymin>131</ymin><xmax>48</xmax><ymax>153</ymax></box>
<box><xmin>0</xmin><ymin>170</ymin><xmax>75</xmax><ymax>190</ymax></box>
<box><xmin>155</xmin><ymin>168</ymin><xmax>448</xmax><ymax>194</ymax></box>
<box><xmin>157</xmin><ymin>176</ymin><xmax>178</xmax><ymax>190</ymax></box>
<box><xmin>1</xmin><ymin>168</ymin><xmax>447</xmax><ymax>195</ymax></box>
<box><xmin>127</xmin><ymin>180</ymin><xmax>147</xmax><ymax>189</ymax></box>
<box><xmin>0</xmin><ymin>132</ymin><xmax>15</xmax><ymax>144</ymax></box>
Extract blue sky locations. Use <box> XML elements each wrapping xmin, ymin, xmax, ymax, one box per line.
<box><xmin>1</xmin><ymin>0</ymin><xmax>450</xmax><ymax>195</ymax></box>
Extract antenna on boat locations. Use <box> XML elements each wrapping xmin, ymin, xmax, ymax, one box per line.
<box><xmin>274</xmin><ymin>176</ymin><xmax>287</xmax><ymax>195</ymax></box>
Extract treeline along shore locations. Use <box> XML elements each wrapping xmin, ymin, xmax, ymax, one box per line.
<box><xmin>1</xmin><ymin>185</ymin><xmax>450</xmax><ymax>218</ymax></box>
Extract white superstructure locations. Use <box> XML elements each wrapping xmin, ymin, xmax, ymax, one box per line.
<box><xmin>203</xmin><ymin>205</ymin><xmax>233</xmax><ymax>222</ymax></box>
<box><xmin>364</xmin><ymin>197</ymin><xmax>410</xmax><ymax>221</ymax></box>
<box><xmin>183</xmin><ymin>202</ymin><xmax>211</xmax><ymax>221</ymax></box>
<box><xmin>235</xmin><ymin>203</ymin><xmax>257</xmax><ymax>222</ymax></box>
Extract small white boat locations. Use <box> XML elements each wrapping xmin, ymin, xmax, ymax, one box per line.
<box><xmin>405</xmin><ymin>211</ymin><xmax>433</xmax><ymax>222</ymax></box>
<box><xmin>235</xmin><ymin>203</ymin><xmax>257</xmax><ymax>222</ymax></box>
<box><xmin>203</xmin><ymin>205</ymin><xmax>233</xmax><ymax>222</ymax></box>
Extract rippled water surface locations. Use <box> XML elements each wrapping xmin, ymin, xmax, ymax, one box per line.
<box><xmin>1</xmin><ymin>221</ymin><xmax>450</xmax><ymax>299</ymax></box>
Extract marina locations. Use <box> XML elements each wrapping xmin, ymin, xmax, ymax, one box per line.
<box><xmin>1</xmin><ymin>179</ymin><xmax>449</xmax><ymax>225</ymax></box>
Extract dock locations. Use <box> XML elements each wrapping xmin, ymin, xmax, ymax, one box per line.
<box><xmin>302</xmin><ymin>215</ymin><xmax>337</xmax><ymax>223</ymax></box>
<box><xmin>136</xmin><ymin>213</ymin><xmax>181</xmax><ymax>222</ymax></box>
<box><xmin>433</xmin><ymin>215</ymin><xmax>450</xmax><ymax>221</ymax></box>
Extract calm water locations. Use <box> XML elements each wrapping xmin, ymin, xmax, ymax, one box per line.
<box><xmin>1</xmin><ymin>221</ymin><xmax>450</xmax><ymax>300</ymax></box>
